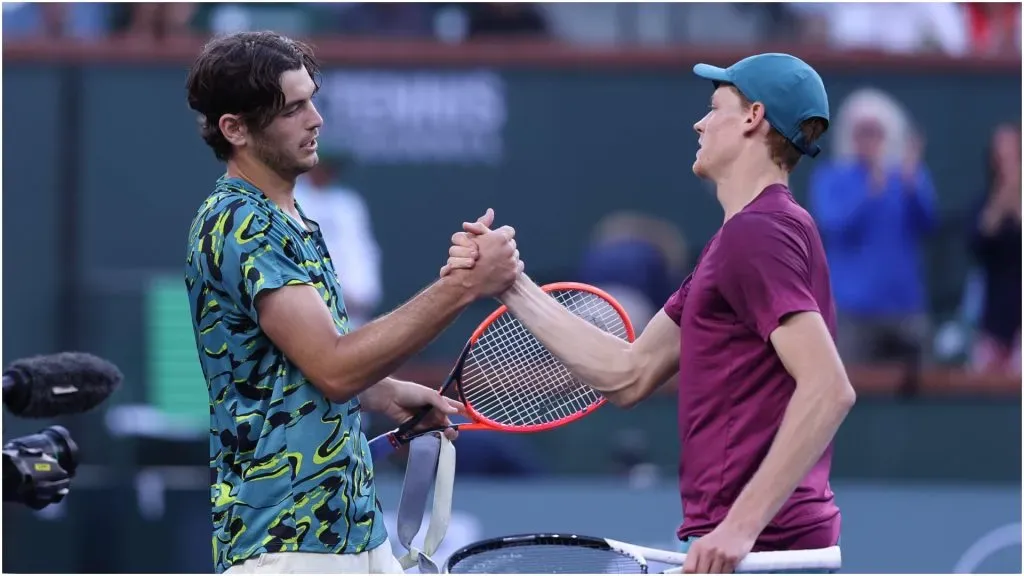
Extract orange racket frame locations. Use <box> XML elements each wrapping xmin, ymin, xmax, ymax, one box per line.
<box><xmin>368</xmin><ymin>282</ymin><xmax>635</xmax><ymax>460</ymax></box>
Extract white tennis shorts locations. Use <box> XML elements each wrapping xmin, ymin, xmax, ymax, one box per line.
<box><xmin>224</xmin><ymin>539</ymin><xmax>405</xmax><ymax>574</ymax></box>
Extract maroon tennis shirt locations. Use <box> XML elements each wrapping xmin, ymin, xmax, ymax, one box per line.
<box><xmin>663</xmin><ymin>184</ymin><xmax>841</xmax><ymax>551</ymax></box>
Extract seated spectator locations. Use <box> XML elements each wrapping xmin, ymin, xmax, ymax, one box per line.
<box><xmin>109</xmin><ymin>2</ymin><xmax>196</xmax><ymax>42</ymax></box>
<box><xmin>809</xmin><ymin>88</ymin><xmax>937</xmax><ymax>366</ymax></box>
<box><xmin>963</xmin><ymin>2</ymin><xmax>1021</xmax><ymax>55</ymax></box>
<box><xmin>467</xmin><ymin>3</ymin><xmax>549</xmax><ymax>39</ymax></box>
<box><xmin>790</xmin><ymin>3</ymin><xmax>969</xmax><ymax>56</ymax></box>
<box><xmin>969</xmin><ymin>123</ymin><xmax>1021</xmax><ymax>376</ymax></box>
<box><xmin>1</xmin><ymin>2</ymin><xmax>110</xmax><ymax>39</ymax></box>
<box><xmin>331</xmin><ymin>2</ymin><xmax>435</xmax><ymax>38</ymax></box>
<box><xmin>577</xmin><ymin>212</ymin><xmax>687</xmax><ymax>333</ymax></box>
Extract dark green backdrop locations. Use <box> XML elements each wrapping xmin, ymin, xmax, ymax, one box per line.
<box><xmin>3</xmin><ymin>60</ymin><xmax>1020</xmax><ymax>472</ymax></box>
<box><xmin>2</xmin><ymin>53</ymin><xmax>1021</xmax><ymax>575</ymax></box>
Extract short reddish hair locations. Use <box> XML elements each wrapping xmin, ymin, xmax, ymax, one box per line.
<box><xmin>728</xmin><ymin>86</ymin><xmax>828</xmax><ymax>172</ymax></box>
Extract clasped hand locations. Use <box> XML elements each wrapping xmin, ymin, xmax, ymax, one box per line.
<box><xmin>439</xmin><ymin>208</ymin><xmax>517</xmax><ymax>286</ymax></box>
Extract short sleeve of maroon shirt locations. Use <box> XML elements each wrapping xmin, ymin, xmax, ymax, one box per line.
<box><xmin>662</xmin><ymin>185</ymin><xmax>840</xmax><ymax>551</ymax></box>
<box><xmin>716</xmin><ymin>211</ymin><xmax>821</xmax><ymax>339</ymax></box>
<box><xmin>663</xmin><ymin>275</ymin><xmax>689</xmax><ymax>323</ymax></box>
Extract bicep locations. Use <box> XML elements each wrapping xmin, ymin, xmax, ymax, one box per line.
<box><xmin>623</xmin><ymin>310</ymin><xmax>681</xmax><ymax>405</ymax></box>
<box><xmin>256</xmin><ymin>284</ymin><xmax>345</xmax><ymax>398</ymax></box>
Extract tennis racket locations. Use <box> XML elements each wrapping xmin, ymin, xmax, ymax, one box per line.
<box><xmin>367</xmin><ymin>282</ymin><xmax>635</xmax><ymax>461</ymax></box>
<box><xmin>444</xmin><ymin>533</ymin><xmax>843</xmax><ymax>574</ymax></box>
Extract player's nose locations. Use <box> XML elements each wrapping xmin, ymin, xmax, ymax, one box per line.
<box><xmin>308</xmin><ymin>104</ymin><xmax>324</xmax><ymax>130</ymax></box>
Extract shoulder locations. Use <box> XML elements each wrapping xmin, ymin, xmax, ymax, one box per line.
<box><xmin>191</xmin><ymin>184</ymin><xmax>282</xmax><ymax>245</ymax></box>
<box><xmin>720</xmin><ymin>208</ymin><xmax>811</xmax><ymax>257</ymax></box>
<box><xmin>193</xmin><ymin>182</ymin><xmax>262</xmax><ymax>226</ymax></box>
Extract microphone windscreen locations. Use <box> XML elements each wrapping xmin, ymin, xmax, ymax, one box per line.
<box><xmin>5</xmin><ymin>352</ymin><xmax>123</xmax><ymax>418</ymax></box>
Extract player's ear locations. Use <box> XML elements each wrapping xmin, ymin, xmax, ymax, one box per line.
<box><xmin>744</xmin><ymin>102</ymin><xmax>767</xmax><ymax>136</ymax></box>
<box><xmin>218</xmin><ymin>114</ymin><xmax>248</xmax><ymax>148</ymax></box>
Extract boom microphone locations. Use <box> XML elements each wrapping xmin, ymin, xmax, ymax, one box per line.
<box><xmin>3</xmin><ymin>352</ymin><xmax>122</xmax><ymax>418</ymax></box>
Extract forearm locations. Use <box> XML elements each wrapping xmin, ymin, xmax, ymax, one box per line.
<box><xmin>723</xmin><ymin>381</ymin><xmax>854</xmax><ymax>537</ymax></box>
<box><xmin>328</xmin><ymin>275</ymin><xmax>474</xmax><ymax>400</ymax></box>
<box><xmin>500</xmin><ymin>274</ymin><xmax>638</xmax><ymax>394</ymax></box>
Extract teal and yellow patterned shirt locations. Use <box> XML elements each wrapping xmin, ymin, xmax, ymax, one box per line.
<box><xmin>184</xmin><ymin>176</ymin><xmax>387</xmax><ymax>573</ymax></box>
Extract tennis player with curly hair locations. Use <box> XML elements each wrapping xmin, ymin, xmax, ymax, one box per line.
<box><xmin>184</xmin><ymin>31</ymin><xmax>521</xmax><ymax>574</ymax></box>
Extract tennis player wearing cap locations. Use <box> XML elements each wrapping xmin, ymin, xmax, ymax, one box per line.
<box><xmin>444</xmin><ymin>53</ymin><xmax>855</xmax><ymax>574</ymax></box>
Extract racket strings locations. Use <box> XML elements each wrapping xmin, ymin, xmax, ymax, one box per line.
<box><xmin>460</xmin><ymin>289</ymin><xmax>630</xmax><ymax>427</ymax></box>
<box><xmin>466</xmin><ymin>293</ymin><xmax>626</xmax><ymax>423</ymax></box>
<box><xmin>465</xmin><ymin>308</ymin><xmax>598</xmax><ymax>423</ymax></box>
<box><xmin>474</xmin><ymin>313</ymin><xmax>593</xmax><ymax>418</ymax></box>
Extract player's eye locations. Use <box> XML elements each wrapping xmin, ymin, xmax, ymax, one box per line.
<box><xmin>282</xmin><ymin>102</ymin><xmax>305</xmax><ymax>117</ymax></box>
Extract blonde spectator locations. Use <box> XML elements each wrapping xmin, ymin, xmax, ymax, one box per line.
<box><xmin>809</xmin><ymin>88</ymin><xmax>938</xmax><ymax>366</ymax></box>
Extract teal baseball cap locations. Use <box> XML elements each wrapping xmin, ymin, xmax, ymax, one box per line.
<box><xmin>693</xmin><ymin>53</ymin><xmax>829</xmax><ymax>157</ymax></box>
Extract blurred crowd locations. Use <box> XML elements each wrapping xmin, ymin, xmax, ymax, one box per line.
<box><xmin>810</xmin><ymin>92</ymin><xmax>1020</xmax><ymax>377</ymax></box>
<box><xmin>578</xmin><ymin>89</ymin><xmax>1021</xmax><ymax>381</ymax></box>
<box><xmin>4</xmin><ymin>2</ymin><xmax>1021</xmax><ymax>55</ymax></box>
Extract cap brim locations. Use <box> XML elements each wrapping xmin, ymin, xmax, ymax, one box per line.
<box><xmin>693</xmin><ymin>63</ymin><xmax>731</xmax><ymax>83</ymax></box>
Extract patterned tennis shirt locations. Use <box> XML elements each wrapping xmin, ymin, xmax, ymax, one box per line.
<box><xmin>184</xmin><ymin>176</ymin><xmax>387</xmax><ymax>573</ymax></box>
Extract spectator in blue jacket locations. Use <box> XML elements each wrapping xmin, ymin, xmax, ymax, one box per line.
<box><xmin>809</xmin><ymin>88</ymin><xmax>937</xmax><ymax>366</ymax></box>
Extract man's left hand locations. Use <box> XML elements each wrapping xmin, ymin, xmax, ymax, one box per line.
<box><xmin>366</xmin><ymin>379</ymin><xmax>467</xmax><ymax>442</ymax></box>
<box><xmin>681</xmin><ymin>523</ymin><xmax>757</xmax><ymax>574</ymax></box>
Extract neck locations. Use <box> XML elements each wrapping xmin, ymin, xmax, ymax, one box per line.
<box><xmin>714</xmin><ymin>156</ymin><xmax>788</xmax><ymax>221</ymax></box>
<box><xmin>226</xmin><ymin>154</ymin><xmax>296</xmax><ymax>213</ymax></box>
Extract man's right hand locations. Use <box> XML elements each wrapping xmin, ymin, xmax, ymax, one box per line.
<box><xmin>446</xmin><ymin>208</ymin><xmax>522</xmax><ymax>298</ymax></box>
<box><xmin>441</xmin><ymin>229</ymin><xmax>482</xmax><ymax>278</ymax></box>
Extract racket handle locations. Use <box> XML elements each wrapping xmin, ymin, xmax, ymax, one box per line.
<box><xmin>367</xmin><ymin>423</ymin><xmax>461</xmax><ymax>461</ymax></box>
<box><xmin>398</xmin><ymin>404</ymin><xmax>434</xmax><ymax>434</ymax></box>
<box><xmin>368</xmin><ymin>430</ymin><xmax>402</xmax><ymax>461</ymax></box>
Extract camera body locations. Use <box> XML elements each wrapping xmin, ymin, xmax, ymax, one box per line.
<box><xmin>3</xmin><ymin>425</ymin><xmax>80</xmax><ymax>510</ymax></box>
<box><xmin>2</xmin><ymin>351</ymin><xmax>121</xmax><ymax>510</ymax></box>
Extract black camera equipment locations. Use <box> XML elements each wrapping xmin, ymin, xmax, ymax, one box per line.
<box><xmin>2</xmin><ymin>352</ymin><xmax>122</xmax><ymax>509</ymax></box>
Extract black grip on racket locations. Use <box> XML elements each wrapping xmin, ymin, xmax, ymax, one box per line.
<box><xmin>392</xmin><ymin>371</ymin><xmax>462</xmax><ymax>441</ymax></box>
<box><xmin>389</xmin><ymin>337</ymin><xmax>475</xmax><ymax>445</ymax></box>
<box><xmin>393</xmin><ymin>404</ymin><xmax>434</xmax><ymax>439</ymax></box>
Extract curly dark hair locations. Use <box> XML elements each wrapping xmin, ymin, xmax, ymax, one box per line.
<box><xmin>185</xmin><ymin>31</ymin><xmax>321</xmax><ymax>161</ymax></box>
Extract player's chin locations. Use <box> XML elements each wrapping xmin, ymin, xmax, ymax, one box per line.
<box><xmin>296</xmin><ymin>151</ymin><xmax>319</xmax><ymax>170</ymax></box>
<box><xmin>692</xmin><ymin>157</ymin><xmax>709</xmax><ymax>179</ymax></box>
